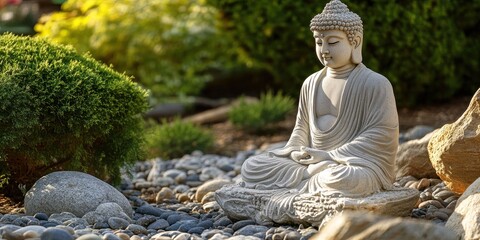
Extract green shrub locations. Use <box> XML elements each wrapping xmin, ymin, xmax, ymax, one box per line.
<box><xmin>229</xmin><ymin>91</ymin><xmax>295</xmax><ymax>132</ymax></box>
<box><xmin>35</xmin><ymin>0</ymin><xmax>234</xmax><ymax>102</ymax></box>
<box><xmin>207</xmin><ymin>0</ymin><xmax>479</xmax><ymax>106</ymax></box>
<box><xmin>146</xmin><ymin>119</ymin><xmax>214</xmax><ymax>159</ymax></box>
<box><xmin>0</xmin><ymin>33</ymin><xmax>148</xmax><ymax>195</ymax></box>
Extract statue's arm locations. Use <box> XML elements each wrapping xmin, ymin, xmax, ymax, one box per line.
<box><xmin>269</xmin><ymin>76</ymin><xmax>316</xmax><ymax>158</ymax></box>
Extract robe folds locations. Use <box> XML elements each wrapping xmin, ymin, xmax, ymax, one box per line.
<box><xmin>242</xmin><ymin>63</ymin><xmax>399</xmax><ymax>198</ymax></box>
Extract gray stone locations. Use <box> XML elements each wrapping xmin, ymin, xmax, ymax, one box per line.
<box><xmin>213</xmin><ymin>216</ymin><xmax>232</xmax><ymax>227</ymax></box>
<box><xmin>82</xmin><ymin>202</ymin><xmax>132</xmax><ymax>225</ymax></box>
<box><xmin>108</xmin><ymin>217</ymin><xmax>130</xmax><ymax>229</ymax></box>
<box><xmin>126</xmin><ymin>224</ymin><xmax>148</xmax><ymax>235</ymax></box>
<box><xmin>135</xmin><ymin>215</ymin><xmax>157</xmax><ymax>227</ymax></box>
<box><xmin>234</xmin><ymin>225</ymin><xmax>269</xmax><ymax>236</ymax></box>
<box><xmin>40</xmin><ymin>227</ymin><xmax>74</xmax><ymax>240</ymax></box>
<box><xmin>163</xmin><ymin>169</ymin><xmax>186</xmax><ymax>179</ymax></box>
<box><xmin>34</xmin><ymin>213</ymin><xmax>49</xmax><ymax>221</ymax></box>
<box><xmin>147</xmin><ymin>219</ymin><xmax>170</xmax><ymax>230</ymax></box>
<box><xmin>24</xmin><ymin>171</ymin><xmax>133</xmax><ymax>217</ymax></box>
<box><xmin>0</xmin><ymin>214</ymin><xmax>19</xmax><ymax>224</ymax></box>
<box><xmin>102</xmin><ymin>233</ymin><xmax>122</xmax><ymax>240</ymax></box>
<box><xmin>232</xmin><ymin>220</ymin><xmax>257</xmax><ymax>231</ymax></box>
<box><xmin>135</xmin><ymin>204</ymin><xmax>164</xmax><ymax>217</ymax></box>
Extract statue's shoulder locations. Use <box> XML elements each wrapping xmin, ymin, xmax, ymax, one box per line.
<box><xmin>361</xmin><ymin>65</ymin><xmax>393</xmax><ymax>90</ymax></box>
<box><xmin>302</xmin><ymin>69</ymin><xmax>324</xmax><ymax>87</ymax></box>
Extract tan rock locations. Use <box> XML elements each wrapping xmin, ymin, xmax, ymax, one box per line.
<box><xmin>395</xmin><ymin>132</ymin><xmax>437</xmax><ymax>179</ymax></box>
<box><xmin>196</xmin><ymin>179</ymin><xmax>231</xmax><ymax>202</ymax></box>
<box><xmin>155</xmin><ymin>187</ymin><xmax>174</xmax><ymax>204</ymax></box>
<box><xmin>313</xmin><ymin>211</ymin><xmax>459</xmax><ymax>240</ymax></box>
<box><xmin>446</xmin><ymin>177</ymin><xmax>480</xmax><ymax>239</ymax></box>
<box><xmin>428</xmin><ymin>88</ymin><xmax>480</xmax><ymax>194</ymax></box>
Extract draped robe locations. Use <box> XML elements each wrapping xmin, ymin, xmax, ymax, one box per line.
<box><xmin>241</xmin><ymin>63</ymin><xmax>398</xmax><ymax>198</ymax></box>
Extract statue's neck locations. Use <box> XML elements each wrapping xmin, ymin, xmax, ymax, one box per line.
<box><xmin>326</xmin><ymin>64</ymin><xmax>356</xmax><ymax>79</ymax></box>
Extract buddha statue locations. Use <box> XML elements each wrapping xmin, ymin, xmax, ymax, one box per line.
<box><xmin>242</xmin><ymin>0</ymin><xmax>398</xmax><ymax>198</ymax></box>
<box><xmin>216</xmin><ymin>0</ymin><xmax>417</xmax><ymax>226</ymax></box>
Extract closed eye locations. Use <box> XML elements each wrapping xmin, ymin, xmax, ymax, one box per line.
<box><xmin>329</xmin><ymin>41</ymin><xmax>339</xmax><ymax>45</ymax></box>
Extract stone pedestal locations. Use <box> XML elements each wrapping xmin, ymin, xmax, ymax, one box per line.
<box><xmin>215</xmin><ymin>184</ymin><xmax>419</xmax><ymax>227</ymax></box>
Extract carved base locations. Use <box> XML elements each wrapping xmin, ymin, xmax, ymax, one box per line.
<box><xmin>215</xmin><ymin>184</ymin><xmax>419</xmax><ymax>227</ymax></box>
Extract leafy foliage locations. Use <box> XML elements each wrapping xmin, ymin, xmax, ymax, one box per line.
<box><xmin>0</xmin><ymin>33</ymin><xmax>148</xmax><ymax>193</ymax></box>
<box><xmin>207</xmin><ymin>0</ymin><xmax>479</xmax><ymax>106</ymax></box>
<box><xmin>146</xmin><ymin>119</ymin><xmax>214</xmax><ymax>159</ymax></box>
<box><xmin>35</xmin><ymin>0</ymin><xmax>233</xmax><ymax>102</ymax></box>
<box><xmin>229</xmin><ymin>91</ymin><xmax>295</xmax><ymax>132</ymax></box>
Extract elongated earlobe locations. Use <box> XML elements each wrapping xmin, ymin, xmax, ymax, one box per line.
<box><xmin>351</xmin><ymin>35</ymin><xmax>363</xmax><ymax>64</ymax></box>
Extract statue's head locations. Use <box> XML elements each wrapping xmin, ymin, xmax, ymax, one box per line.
<box><xmin>310</xmin><ymin>0</ymin><xmax>363</xmax><ymax>67</ymax></box>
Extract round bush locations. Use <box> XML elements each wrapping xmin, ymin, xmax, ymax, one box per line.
<box><xmin>0</xmin><ymin>33</ymin><xmax>148</xmax><ymax>196</ymax></box>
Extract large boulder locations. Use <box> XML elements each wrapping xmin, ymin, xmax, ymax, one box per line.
<box><xmin>446</xmin><ymin>177</ymin><xmax>480</xmax><ymax>239</ymax></box>
<box><xmin>395</xmin><ymin>131</ymin><xmax>437</xmax><ymax>179</ymax></box>
<box><xmin>313</xmin><ymin>211</ymin><xmax>459</xmax><ymax>240</ymax></box>
<box><xmin>428</xmin><ymin>89</ymin><xmax>480</xmax><ymax>194</ymax></box>
<box><xmin>24</xmin><ymin>171</ymin><xmax>133</xmax><ymax>217</ymax></box>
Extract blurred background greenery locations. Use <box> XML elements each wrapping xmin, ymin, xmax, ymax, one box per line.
<box><xmin>2</xmin><ymin>0</ymin><xmax>479</xmax><ymax>107</ymax></box>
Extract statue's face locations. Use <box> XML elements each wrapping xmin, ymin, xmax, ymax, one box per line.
<box><xmin>314</xmin><ymin>29</ymin><xmax>354</xmax><ymax>69</ymax></box>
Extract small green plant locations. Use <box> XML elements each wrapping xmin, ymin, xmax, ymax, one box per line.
<box><xmin>146</xmin><ymin>119</ymin><xmax>214</xmax><ymax>159</ymax></box>
<box><xmin>0</xmin><ymin>33</ymin><xmax>148</xmax><ymax>198</ymax></box>
<box><xmin>229</xmin><ymin>91</ymin><xmax>295</xmax><ymax>132</ymax></box>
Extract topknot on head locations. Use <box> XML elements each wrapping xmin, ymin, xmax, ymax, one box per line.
<box><xmin>310</xmin><ymin>0</ymin><xmax>363</xmax><ymax>44</ymax></box>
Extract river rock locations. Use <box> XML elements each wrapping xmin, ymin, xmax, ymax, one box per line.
<box><xmin>446</xmin><ymin>177</ymin><xmax>480</xmax><ymax>239</ymax></box>
<box><xmin>196</xmin><ymin>179</ymin><xmax>232</xmax><ymax>202</ymax></box>
<box><xmin>395</xmin><ymin>132</ymin><xmax>437</xmax><ymax>179</ymax></box>
<box><xmin>313</xmin><ymin>211</ymin><xmax>459</xmax><ymax>240</ymax></box>
<box><xmin>24</xmin><ymin>171</ymin><xmax>133</xmax><ymax>217</ymax></box>
<box><xmin>82</xmin><ymin>202</ymin><xmax>132</xmax><ymax>225</ymax></box>
<box><xmin>428</xmin><ymin>89</ymin><xmax>480</xmax><ymax>194</ymax></box>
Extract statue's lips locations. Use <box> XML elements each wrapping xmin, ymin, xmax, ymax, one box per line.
<box><xmin>323</xmin><ymin>57</ymin><xmax>332</xmax><ymax>60</ymax></box>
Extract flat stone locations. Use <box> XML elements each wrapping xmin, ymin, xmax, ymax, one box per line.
<box><xmin>215</xmin><ymin>184</ymin><xmax>419</xmax><ymax>226</ymax></box>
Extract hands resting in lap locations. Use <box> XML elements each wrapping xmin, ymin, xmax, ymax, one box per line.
<box><xmin>291</xmin><ymin>146</ymin><xmax>337</xmax><ymax>178</ymax></box>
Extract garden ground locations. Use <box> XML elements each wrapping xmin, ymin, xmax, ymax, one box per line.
<box><xmin>0</xmin><ymin>96</ymin><xmax>471</xmax><ymax>214</ymax></box>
